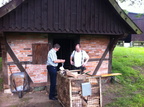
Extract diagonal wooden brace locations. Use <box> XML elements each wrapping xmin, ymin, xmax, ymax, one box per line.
<box><xmin>92</xmin><ymin>36</ymin><xmax>120</xmax><ymax>75</ymax></box>
<box><xmin>5</xmin><ymin>38</ymin><xmax>26</xmax><ymax>73</ymax></box>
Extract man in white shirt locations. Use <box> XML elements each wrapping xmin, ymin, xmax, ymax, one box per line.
<box><xmin>70</xmin><ymin>44</ymin><xmax>89</xmax><ymax>74</ymax></box>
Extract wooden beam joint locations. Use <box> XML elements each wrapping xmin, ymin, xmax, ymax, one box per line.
<box><xmin>92</xmin><ymin>36</ymin><xmax>121</xmax><ymax>75</ymax></box>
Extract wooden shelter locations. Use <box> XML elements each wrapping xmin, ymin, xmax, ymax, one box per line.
<box><xmin>0</xmin><ymin>0</ymin><xmax>142</xmax><ymax>86</ymax></box>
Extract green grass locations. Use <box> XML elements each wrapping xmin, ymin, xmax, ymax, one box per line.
<box><xmin>106</xmin><ymin>47</ymin><xmax>144</xmax><ymax>107</ymax></box>
<box><xmin>0</xmin><ymin>57</ymin><xmax>3</xmax><ymax>91</ymax></box>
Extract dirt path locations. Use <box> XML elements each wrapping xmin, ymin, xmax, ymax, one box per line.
<box><xmin>0</xmin><ymin>83</ymin><xmax>120</xmax><ymax>107</ymax></box>
<box><xmin>0</xmin><ymin>91</ymin><xmax>62</xmax><ymax>107</ymax></box>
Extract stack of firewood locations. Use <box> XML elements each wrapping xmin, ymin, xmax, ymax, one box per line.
<box><xmin>57</xmin><ymin>72</ymin><xmax>102</xmax><ymax>107</ymax></box>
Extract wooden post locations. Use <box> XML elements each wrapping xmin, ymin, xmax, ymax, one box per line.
<box><xmin>69</xmin><ymin>80</ymin><xmax>72</xmax><ymax>107</ymax></box>
<box><xmin>108</xmin><ymin>35</ymin><xmax>123</xmax><ymax>73</ymax></box>
<box><xmin>108</xmin><ymin>37</ymin><xmax>113</xmax><ymax>73</ymax></box>
<box><xmin>1</xmin><ymin>33</ymin><xmax>8</xmax><ymax>84</ymax></box>
<box><xmin>99</xmin><ymin>77</ymin><xmax>102</xmax><ymax>107</ymax></box>
<box><xmin>93</xmin><ymin>36</ymin><xmax>121</xmax><ymax>75</ymax></box>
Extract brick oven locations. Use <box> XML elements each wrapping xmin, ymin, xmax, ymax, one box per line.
<box><xmin>0</xmin><ymin>0</ymin><xmax>142</xmax><ymax>87</ymax></box>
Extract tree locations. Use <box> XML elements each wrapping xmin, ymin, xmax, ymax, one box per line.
<box><xmin>118</xmin><ymin>0</ymin><xmax>143</xmax><ymax>6</ymax></box>
<box><xmin>118</xmin><ymin>0</ymin><xmax>144</xmax><ymax>16</ymax></box>
<box><xmin>0</xmin><ymin>0</ymin><xmax>11</xmax><ymax>8</ymax></box>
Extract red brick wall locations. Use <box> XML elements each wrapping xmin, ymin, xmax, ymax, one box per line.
<box><xmin>80</xmin><ymin>35</ymin><xmax>110</xmax><ymax>75</ymax></box>
<box><xmin>6</xmin><ymin>33</ymin><xmax>110</xmax><ymax>85</ymax></box>
<box><xmin>6</xmin><ymin>33</ymin><xmax>48</xmax><ymax>84</ymax></box>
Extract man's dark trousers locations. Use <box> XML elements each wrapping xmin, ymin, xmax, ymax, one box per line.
<box><xmin>47</xmin><ymin>66</ymin><xmax>57</xmax><ymax>99</ymax></box>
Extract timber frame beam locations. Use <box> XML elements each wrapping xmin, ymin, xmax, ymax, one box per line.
<box><xmin>4</xmin><ymin>38</ymin><xmax>26</xmax><ymax>72</ymax></box>
<box><xmin>1</xmin><ymin>32</ymin><xmax>29</xmax><ymax>84</ymax></box>
<box><xmin>92</xmin><ymin>35</ymin><xmax>123</xmax><ymax>75</ymax></box>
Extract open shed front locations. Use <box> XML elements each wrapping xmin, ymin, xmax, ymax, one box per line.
<box><xmin>0</xmin><ymin>0</ymin><xmax>142</xmax><ymax>86</ymax></box>
<box><xmin>0</xmin><ymin>0</ymin><xmax>142</xmax><ymax>106</ymax></box>
<box><xmin>1</xmin><ymin>32</ymin><xmax>120</xmax><ymax>86</ymax></box>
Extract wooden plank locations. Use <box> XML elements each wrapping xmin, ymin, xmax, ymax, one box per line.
<box><xmin>90</xmin><ymin>0</ymin><xmax>95</xmax><ymax>32</ymax></box>
<box><xmin>15</xmin><ymin>5</ymin><xmax>20</xmax><ymax>29</ymax></box>
<box><xmin>41</xmin><ymin>0</ymin><xmax>48</xmax><ymax>31</ymax></box>
<box><xmin>81</xmin><ymin>0</ymin><xmax>86</xmax><ymax>32</ymax></box>
<box><xmin>32</xmin><ymin>44</ymin><xmax>48</xmax><ymax>64</ymax></box>
<box><xmin>99</xmin><ymin>77</ymin><xmax>102</xmax><ymax>107</ymax></box>
<box><xmin>28</xmin><ymin>0</ymin><xmax>34</xmax><ymax>30</ymax></box>
<box><xmin>10</xmin><ymin>10</ymin><xmax>16</xmax><ymax>29</ymax></box>
<box><xmin>69</xmin><ymin>80</ymin><xmax>72</xmax><ymax>107</ymax></box>
<box><xmin>64</xmin><ymin>0</ymin><xmax>70</xmax><ymax>32</ymax></box>
<box><xmin>101</xmin><ymin>73</ymin><xmax>122</xmax><ymax>77</ymax></box>
<box><xmin>85</xmin><ymin>0</ymin><xmax>90</xmax><ymax>32</ymax></box>
<box><xmin>98</xmin><ymin>0</ymin><xmax>102</xmax><ymax>33</ymax></box>
<box><xmin>3</xmin><ymin>13</ymin><xmax>9</xmax><ymax>29</ymax></box>
<box><xmin>89</xmin><ymin>58</ymin><xmax>109</xmax><ymax>62</ymax></box>
<box><xmin>34</xmin><ymin>0</ymin><xmax>41</xmax><ymax>30</ymax></box>
<box><xmin>7</xmin><ymin>61</ymin><xmax>32</xmax><ymax>65</ymax></box>
<box><xmin>76</xmin><ymin>0</ymin><xmax>81</xmax><ymax>31</ymax></box>
<box><xmin>94</xmin><ymin>0</ymin><xmax>99</xmax><ymax>32</ymax></box>
<box><xmin>47</xmin><ymin>0</ymin><xmax>53</xmax><ymax>31</ymax></box>
<box><xmin>58</xmin><ymin>0</ymin><xmax>63</xmax><ymax>31</ymax></box>
<box><xmin>53</xmin><ymin>0</ymin><xmax>59</xmax><ymax>31</ymax></box>
<box><xmin>22</xmin><ymin>1</ymin><xmax>28</xmax><ymax>29</ymax></box>
<box><xmin>89</xmin><ymin>73</ymin><xmax>122</xmax><ymax>77</ymax></box>
<box><xmin>70</xmin><ymin>0</ymin><xmax>77</xmax><ymax>32</ymax></box>
<box><xmin>102</xmin><ymin>1</ymin><xmax>107</xmax><ymax>33</ymax></box>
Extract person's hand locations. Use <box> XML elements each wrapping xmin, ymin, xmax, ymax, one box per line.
<box><xmin>82</xmin><ymin>62</ymin><xmax>87</xmax><ymax>67</ymax></box>
<box><xmin>70</xmin><ymin>61</ymin><xmax>74</xmax><ymax>65</ymax></box>
<box><xmin>61</xmin><ymin>59</ymin><xmax>65</xmax><ymax>63</ymax></box>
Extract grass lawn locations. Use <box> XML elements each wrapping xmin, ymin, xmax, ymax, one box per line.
<box><xmin>105</xmin><ymin>47</ymin><xmax>144</xmax><ymax>107</ymax></box>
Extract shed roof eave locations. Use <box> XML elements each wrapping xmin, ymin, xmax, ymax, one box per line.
<box><xmin>109</xmin><ymin>0</ymin><xmax>143</xmax><ymax>35</ymax></box>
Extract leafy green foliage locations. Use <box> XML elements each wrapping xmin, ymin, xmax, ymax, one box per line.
<box><xmin>106</xmin><ymin>47</ymin><xmax>144</xmax><ymax>107</ymax></box>
<box><xmin>118</xmin><ymin>0</ymin><xmax>143</xmax><ymax>6</ymax></box>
